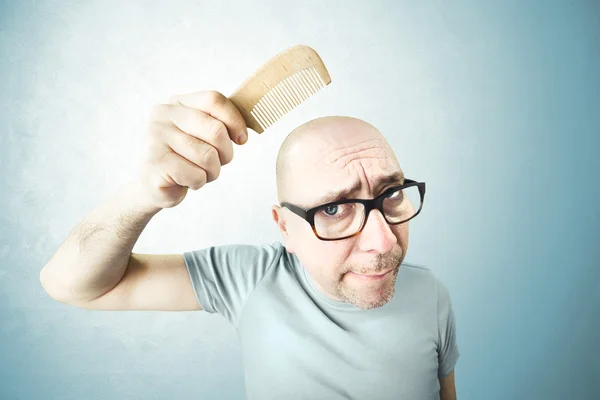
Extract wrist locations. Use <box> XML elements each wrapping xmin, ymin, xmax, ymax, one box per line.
<box><xmin>123</xmin><ymin>180</ymin><xmax>164</xmax><ymax>216</ymax></box>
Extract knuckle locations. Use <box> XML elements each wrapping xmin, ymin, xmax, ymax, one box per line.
<box><xmin>190</xmin><ymin>109</ymin><xmax>206</xmax><ymax>126</ymax></box>
<box><xmin>204</xmin><ymin>167</ymin><xmax>220</xmax><ymax>183</ymax></box>
<box><xmin>210</xmin><ymin>163</ymin><xmax>222</xmax><ymax>181</ymax></box>
<box><xmin>221</xmin><ymin>150</ymin><xmax>234</xmax><ymax>165</ymax></box>
<box><xmin>207</xmin><ymin>119</ymin><xmax>228</xmax><ymax>142</ymax></box>
<box><xmin>230</xmin><ymin>114</ymin><xmax>244</xmax><ymax>130</ymax></box>
<box><xmin>201</xmin><ymin>146</ymin><xmax>221</xmax><ymax>183</ymax></box>
<box><xmin>191</xmin><ymin>172</ymin><xmax>207</xmax><ymax>189</ymax></box>
<box><xmin>202</xmin><ymin>145</ymin><xmax>219</xmax><ymax>166</ymax></box>
<box><xmin>205</xmin><ymin>90</ymin><xmax>225</xmax><ymax>106</ymax></box>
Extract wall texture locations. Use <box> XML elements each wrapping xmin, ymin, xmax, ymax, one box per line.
<box><xmin>1</xmin><ymin>0</ymin><xmax>598</xmax><ymax>399</ymax></box>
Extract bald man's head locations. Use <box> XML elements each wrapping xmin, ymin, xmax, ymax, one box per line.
<box><xmin>275</xmin><ymin>116</ymin><xmax>399</xmax><ymax>203</ymax></box>
<box><xmin>271</xmin><ymin>116</ymin><xmax>409</xmax><ymax>310</ymax></box>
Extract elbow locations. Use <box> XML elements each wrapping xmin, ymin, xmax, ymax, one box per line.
<box><xmin>39</xmin><ymin>264</ymin><xmax>70</xmax><ymax>304</ymax></box>
<box><xmin>40</xmin><ymin>265</ymin><xmax>52</xmax><ymax>295</ymax></box>
<box><xmin>39</xmin><ymin>264</ymin><xmax>104</xmax><ymax>308</ymax></box>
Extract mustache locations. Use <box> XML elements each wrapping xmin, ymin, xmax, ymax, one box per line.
<box><xmin>346</xmin><ymin>248</ymin><xmax>403</xmax><ymax>275</ymax></box>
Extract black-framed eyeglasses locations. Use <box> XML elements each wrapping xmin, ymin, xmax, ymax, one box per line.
<box><xmin>281</xmin><ymin>178</ymin><xmax>426</xmax><ymax>241</ymax></box>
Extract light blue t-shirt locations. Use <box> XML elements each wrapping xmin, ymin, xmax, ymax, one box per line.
<box><xmin>184</xmin><ymin>241</ymin><xmax>459</xmax><ymax>400</ymax></box>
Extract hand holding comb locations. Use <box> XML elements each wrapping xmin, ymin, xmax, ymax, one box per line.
<box><xmin>134</xmin><ymin>45</ymin><xmax>331</xmax><ymax>209</ymax></box>
<box><xmin>229</xmin><ymin>45</ymin><xmax>332</xmax><ymax>134</ymax></box>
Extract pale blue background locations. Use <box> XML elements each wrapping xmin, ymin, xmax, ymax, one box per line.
<box><xmin>1</xmin><ymin>0</ymin><xmax>599</xmax><ymax>399</ymax></box>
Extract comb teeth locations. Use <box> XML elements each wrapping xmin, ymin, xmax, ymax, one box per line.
<box><xmin>250</xmin><ymin>66</ymin><xmax>326</xmax><ymax>131</ymax></box>
<box><xmin>229</xmin><ymin>45</ymin><xmax>332</xmax><ymax>133</ymax></box>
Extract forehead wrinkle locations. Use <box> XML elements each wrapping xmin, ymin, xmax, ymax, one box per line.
<box><xmin>308</xmin><ymin>168</ymin><xmax>406</xmax><ymax>207</ymax></box>
<box><xmin>306</xmin><ymin>139</ymin><xmax>400</xmax><ymax>204</ymax></box>
<box><xmin>325</xmin><ymin>140</ymin><xmax>391</xmax><ymax>170</ymax></box>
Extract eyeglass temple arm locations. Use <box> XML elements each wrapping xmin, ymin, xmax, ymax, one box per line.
<box><xmin>280</xmin><ymin>202</ymin><xmax>307</xmax><ymax>219</ymax></box>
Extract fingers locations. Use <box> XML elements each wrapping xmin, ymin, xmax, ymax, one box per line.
<box><xmin>147</xmin><ymin>122</ymin><xmax>222</xmax><ymax>185</ymax></box>
<box><xmin>169</xmin><ymin>91</ymin><xmax>248</xmax><ymax>145</ymax></box>
<box><xmin>147</xmin><ymin>144</ymin><xmax>209</xmax><ymax>191</ymax></box>
<box><xmin>143</xmin><ymin>90</ymin><xmax>247</xmax><ymax>207</ymax></box>
<box><xmin>150</xmin><ymin>107</ymin><xmax>234</xmax><ymax>166</ymax></box>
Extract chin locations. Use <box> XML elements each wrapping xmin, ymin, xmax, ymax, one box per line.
<box><xmin>338</xmin><ymin>267</ymin><xmax>400</xmax><ymax>310</ymax></box>
<box><xmin>347</xmin><ymin>288</ymin><xmax>396</xmax><ymax>310</ymax></box>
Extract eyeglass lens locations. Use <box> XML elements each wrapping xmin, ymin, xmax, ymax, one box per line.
<box><xmin>313</xmin><ymin>186</ymin><xmax>420</xmax><ymax>239</ymax></box>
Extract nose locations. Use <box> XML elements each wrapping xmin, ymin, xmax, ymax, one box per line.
<box><xmin>356</xmin><ymin>208</ymin><xmax>397</xmax><ymax>253</ymax></box>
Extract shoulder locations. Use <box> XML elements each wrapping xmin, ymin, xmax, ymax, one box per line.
<box><xmin>401</xmin><ymin>262</ymin><xmax>447</xmax><ymax>286</ymax></box>
<box><xmin>184</xmin><ymin>241</ymin><xmax>286</xmax><ymax>265</ymax></box>
<box><xmin>399</xmin><ymin>261</ymin><xmax>438</xmax><ymax>285</ymax></box>
<box><xmin>398</xmin><ymin>261</ymin><xmax>451</xmax><ymax>301</ymax></box>
<box><xmin>401</xmin><ymin>261</ymin><xmax>434</xmax><ymax>275</ymax></box>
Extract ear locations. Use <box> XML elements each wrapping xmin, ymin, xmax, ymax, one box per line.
<box><xmin>272</xmin><ymin>205</ymin><xmax>295</xmax><ymax>253</ymax></box>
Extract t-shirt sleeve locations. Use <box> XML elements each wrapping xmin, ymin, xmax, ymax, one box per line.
<box><xmin>436</xmin><ymin>277</ymin><xmax>460</xmax><ymax>379</ymax></box>
<box><xmin>183</xmin><ymin>242</ymin><xmax>284</xmax><ymax>325</ymax></box>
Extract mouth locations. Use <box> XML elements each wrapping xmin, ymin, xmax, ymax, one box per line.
<box><xmin>348</xmin><ymin>268</ymin><xmax>395</xmax><ymax>281</ymax></box>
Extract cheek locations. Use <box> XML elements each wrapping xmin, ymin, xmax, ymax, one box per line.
<box><xmin>305</xmin><ymin>241</ymin><xmax>345</xmax><ymax>269</ymax></box>
<box><xmin>393</xmin><ymin>223</ymin><xmax>409</xmax><ymax>251</ymax></box>
<box><xmin>318</xmin><ymin>243</ymin><xmax>351</xmax><ymax>275</ymax></box>
<box><xmin>292</xmin><ymin>232</ymin><xmax>352</xmax><ymax>278</ymax></box>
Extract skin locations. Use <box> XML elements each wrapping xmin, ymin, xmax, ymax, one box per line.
<box><xmin>272</xmin><ymin>116</ymin><xmax>409</xmax><ymax>310</ymax></box>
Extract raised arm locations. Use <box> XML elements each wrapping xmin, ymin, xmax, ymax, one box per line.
<box><xmin>40</xmin><ymin>91</ymin><xmax>248</xmax><ymax>311</ymax></box>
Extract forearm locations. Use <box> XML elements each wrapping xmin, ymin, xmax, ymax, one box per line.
<box><xmin>40</xmin><ymin>181</ymin><xmax>162</xmax><ymax>303</ymax></box>
<box><xmin>439</xmin><ymin>370</ymin><xmax>457</xmax><ymax>400</ymax></box>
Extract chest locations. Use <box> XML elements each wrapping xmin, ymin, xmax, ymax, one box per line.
<box><xmin>238</xmin><ymin>294</ymin><xmax>441</xmax><ymax>399</ymax></box>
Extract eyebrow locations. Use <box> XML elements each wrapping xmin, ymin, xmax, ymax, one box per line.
<box><xmin>311</xmin><ymin>172</ymin><xmax>405</xmax><ymax>207</ymax></box>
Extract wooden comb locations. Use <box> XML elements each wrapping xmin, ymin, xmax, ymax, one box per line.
<box><xmin>229</xmin><ymin>45</ymin><xmax>332</xmax><ymax>134</ymax></box>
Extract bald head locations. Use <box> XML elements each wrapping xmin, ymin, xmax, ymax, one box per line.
<box><xmin>275</xmin><ymin>116</ymin><xmax>399</xmax><ymax>203</ymax></box>
<box><xmin>271</xmin><ymin>116</ymin><xmax>409</xmax><ymax>310</ymax></box>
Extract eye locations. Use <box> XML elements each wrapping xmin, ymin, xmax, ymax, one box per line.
<box><xmin>323</xmin><ymin>205</ymin><xmax>339</xmax><ymax>216</ymax></box>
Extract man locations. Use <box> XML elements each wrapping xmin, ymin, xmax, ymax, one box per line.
<box><xmin>40</xmin><ymin>91</ymin><xmax>459</xmax><ymax>399</ymax></box>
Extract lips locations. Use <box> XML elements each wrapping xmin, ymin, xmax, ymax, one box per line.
<box><xmin>349</xmin><ymin>268</ymin><xmax>394</xmax><ymax>281</ymax></box>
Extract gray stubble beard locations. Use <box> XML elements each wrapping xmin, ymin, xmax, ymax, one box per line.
<box><xmin>336</xmin><ymin>250</ymin><xmax>403</xmax><ymax>310</ymax></box>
